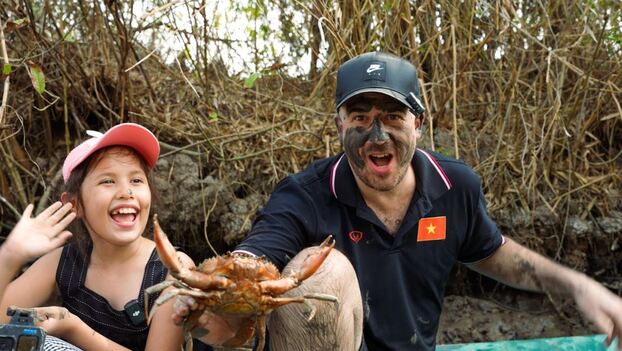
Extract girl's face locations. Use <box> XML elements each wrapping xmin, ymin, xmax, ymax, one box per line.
<box><xmin>78</xmin><ymin>147</ymin><xmax>151</xmax><ymax>247</ymax></box>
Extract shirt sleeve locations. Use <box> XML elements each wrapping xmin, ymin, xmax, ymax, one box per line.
<box><xmin>457</xmin><ymin>187</ymin><xmax>504</xmax><ymax>263</ymax></box>
<box><xmin>234</xmin><ymin>177</ymin><xmax>317</xmax><ymax>270</ymax></box>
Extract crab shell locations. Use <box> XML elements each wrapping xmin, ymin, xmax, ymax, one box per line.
<box><xmin>147</xmin><ymin>214</ymin><xmax>336</xmax><ymax>351</ymax></box>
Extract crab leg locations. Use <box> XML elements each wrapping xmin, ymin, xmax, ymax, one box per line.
<box><xmin>144</xmin><ymin>279</ymin><xmax>178</xmax><ymax>322</ymax></box>
<box><xmin>256</xmin><ymin>315</ymin><xmax>267</xmax><ymax>351</ymax></box>
<box><xmin>261</xmin><ymin>295</ymin><xmax>305</xmax><ymax>308</ymax></box>
<box><xmin>153</xmin><ymin>215</ymin><xmax>233</xmax><ymax>290</ymax></box>
<box><xmin>259</xmin><ymin>235</ymin><xmax>335</xmax><ymax>295</ymax></box>
<box><xmin>146</xmin><ymin>286</ymin><xmax>219</xmax><ymax>324</ymax></box>
<box><xmin>261</xmin><ymin>294</ymin><xmax>338</xmax><ymax>321</ymax></box>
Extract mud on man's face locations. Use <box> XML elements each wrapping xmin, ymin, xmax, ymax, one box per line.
<box><xmin>336</xmin><ymin>93</ymin><xmax>421</xmax><ymax>192</ymax></box>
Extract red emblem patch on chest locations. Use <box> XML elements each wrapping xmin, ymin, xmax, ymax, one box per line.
<box><xmin>348</xmin><ymin>230</ymin><xmax>363</xmax><ymax>243</ymax></box>
<box><xmin>417</xmin><ymin>216</ymin><xmax>447</xmax><ymax>241</ymax></box>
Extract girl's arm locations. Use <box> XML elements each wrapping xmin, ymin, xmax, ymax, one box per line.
<box><xmin>0</xmin><ymin>202</ymin><xmax>75</xmax><ymax>323</ymax></box>
<box><xmin>0</xmin><ymin>248</ymin><xmax>62</xmax><ymax>322</ymax></box>
<box><xmin>31</xmin><ymin>252</ymin><xmax>195</xmax><ymax>351</ymax></box>
<box><xmin>144</xmin><ymin>251</ymin><xmax>196</xmax><ymax>351</ymax></box>
<box><xmin>34</xmin><ymin>306</ymin><xmax>132</xmax><ymax>351</ymax></box>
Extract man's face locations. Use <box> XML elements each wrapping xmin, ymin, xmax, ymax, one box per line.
<box><xmin>336</xmin><ymin>93</ymin><xmax>421</xmax><ymax>192</ymax></box>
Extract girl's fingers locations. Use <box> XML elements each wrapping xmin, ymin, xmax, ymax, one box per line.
<box><xmin>47</xmin><ymin>202</ymin><xmax>73</xmax><ymax>224</ymax></box>
<box><xmin>38</xmin><ymin>201</ymin><xmax>63</xmax><ymax>219</ymax></box>
<box><xmin>34</xmin><ymin>306</ymin><xmax>69</xmax><ymax>320</ymax></box>
<box><xmin>53</xmin><ymin>210</ymin><xmax>77</xmax><ymax>231</ymax></box>
<box><xmin>21</xmin><ymin>204</ymin><xmax>34</xmax><ymax>219</ymax></box>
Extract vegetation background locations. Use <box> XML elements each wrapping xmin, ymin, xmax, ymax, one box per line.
<box><xmin>0</xmin><ymin>0</ymin><xmax>620</xmax><ymax>344</ymax></box>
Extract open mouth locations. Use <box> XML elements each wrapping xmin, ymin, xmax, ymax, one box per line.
<box><xmin>369</xmin><ymin>154</ymin><xmax>392</xmax><ymax>167</ymax></box>
<box><xmin>110</xmin><ymin>207</ymin><xmax>137</xmax><ymax>225</ymax></box>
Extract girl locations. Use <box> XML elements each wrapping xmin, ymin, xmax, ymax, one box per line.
<box><xmin>0</xmin><ymin>123</ymin><xmax>192</xmax><ymax>350</ymax></box>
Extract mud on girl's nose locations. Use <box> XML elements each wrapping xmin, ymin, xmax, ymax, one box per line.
<box><xmin>117</xmin><ymin>187</ymin><xmax>133</xmax><ymax>198</ymax></box>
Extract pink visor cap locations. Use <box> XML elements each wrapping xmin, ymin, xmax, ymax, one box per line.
<box><xmin>62</xmin><ymin>123</ymin><xmax>160</xmax><ymax>183</ymax></box>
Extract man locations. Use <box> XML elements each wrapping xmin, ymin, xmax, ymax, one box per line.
<box><xmin>177</xmin><ymin>52</ymin><xmax>622</xmax><ymax>350</ymax></box>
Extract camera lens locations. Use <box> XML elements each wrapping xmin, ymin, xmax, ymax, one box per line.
<box><xmin>0</xmin><ymin>337</ymin><xmax>15</xmax><ymax>350</ymax></box>
<box><xmin>17</xmin><ymin>335</ymin><xmax>38</xmax><ymax>351</ymax></box>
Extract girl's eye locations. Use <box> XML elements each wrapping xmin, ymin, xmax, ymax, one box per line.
<box><xmin>100</xmin><ymin>179</ymin><xmax>114</xmax><ymax>185</ymax></box>
<box><xmin>131</xmin><ymin>178</ymin><xmax>145</xmax><ymax>184</ymax></box>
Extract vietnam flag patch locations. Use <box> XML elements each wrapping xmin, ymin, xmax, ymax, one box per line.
<box><xmin>417</xmin><ymin>216</ymin><xmax>447</xmax><ymax>242</ymax></box>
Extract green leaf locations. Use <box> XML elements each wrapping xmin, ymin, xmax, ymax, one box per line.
<box><xmin>208</xmin><ymin>111</ymin><xmax>218</xmax><ymax>120</ymax></box>
<box><xmin>31</xmin><ymin>2</ymin><xmax>42</xmax><ymax>18</ymax></box>
<box><xmin>2</xmin><ymin>64</ymin><xmax>12</xmax><ymax>76</ymax></box>
<box><xmin>28</xmin><ymin>62</ymin><xmax>46</xmax><ymax>95</ymax></box>
<box><xmin>62</xmin><ymin>30</ymin><xmax>76</xmax><ymax>43</ymax></box>
<box><xmin>244</xmin><ymin>72</ymin><xmax>262</xmax><ymax>88</ymax></box>
<box><xmin>383</xmin><ymin>2</ymin><xmax>394</xmax><ymax>11</ymax></box>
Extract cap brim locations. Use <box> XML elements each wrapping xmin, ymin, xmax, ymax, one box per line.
<box><xmin>63</xmin><ymin>123</ymin><xmax>160</xmax><ymax>183</ymax></box>
<box><xmin>96</xmin><ymin>123</ymin><xmax>160</xmax><ymax>167</ymax></box>
<box><xmin>336</xmin><ymin>88</ymin><xmax>412</xmax><ymax>110</ymax></box>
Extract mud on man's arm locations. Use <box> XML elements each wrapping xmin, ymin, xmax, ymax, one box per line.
<box><xmin>468</xmin><ymin>237</ymin><xmax>622</xmax><ymax>350</ymax></box>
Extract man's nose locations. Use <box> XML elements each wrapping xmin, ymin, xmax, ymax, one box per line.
<box><xmin>368</xmin><ymin>119</ymin><xmax>389</xmax><ymax>143</ymax></box>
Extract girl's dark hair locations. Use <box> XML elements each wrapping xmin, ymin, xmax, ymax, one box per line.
<box><xmin>63</xmin><ymin>146</ymin><xmax>159</xmax><ymax>259</ymax></box>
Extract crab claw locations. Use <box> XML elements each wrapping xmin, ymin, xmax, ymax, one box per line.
<box><xmin>260</xmin><ymin>235</ymin><xmax>335</xmax><ymax>295</ymax></box>
<box><xmin>153</xmin><ymin>215</ymin><xmax>232</xmax><ymax>291</ymax></box>
<box><xmin>153</xmin><ymin>214</ymin><xmax>184</xmax><ymax>274</ymax></box>
<box><xmin>293</xmin><ymin>235</ymin><xmax>335</xmax><ymax>282</ymax></box>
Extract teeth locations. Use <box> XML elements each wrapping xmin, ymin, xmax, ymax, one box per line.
<box><xmin>111</xmin><ymin>208</ymin><xmax>137</xmax><ymax>215</ymax></box>
<box><xmin>370</xmin><ymin>154</ymin><xmax>389</xmax><ymax>158</ymax></box>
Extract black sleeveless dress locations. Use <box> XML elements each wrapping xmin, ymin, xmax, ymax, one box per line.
<box><xmin>55</xmin><ymin>243</ymin><xmax>167</xmax><ymax>351</ymax></box>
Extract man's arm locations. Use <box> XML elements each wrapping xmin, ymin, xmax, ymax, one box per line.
<box><xmin>468</xmin><ymin>237</ymin><xmax>622</xmax><ymax>349</ymax></box>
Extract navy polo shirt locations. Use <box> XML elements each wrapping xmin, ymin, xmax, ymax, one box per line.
<box><xmin>236</xmin><ymin>148</ymin><xmax>504</xmax><ymax>350</ymax></box>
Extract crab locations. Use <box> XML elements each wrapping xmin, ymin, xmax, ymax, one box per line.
<box><xmin>145</xmin><ymin>215</ymin><xmax>337</xmax><ymax>351</ymax></box>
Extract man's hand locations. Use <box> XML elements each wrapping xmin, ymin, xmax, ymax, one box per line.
<box><xmin>573</xmin><ymin>277</ymin><xmax>622</xmax><ymax>350</ymax></box>
<box><xmin>1</xmin><ymin>202</ymin><xmax>75</xmax><ymax>267</ymax></box>
<box><xmin>472</xmin><ymin>238</ymin><xmax>622</xmax><ymax>350</ymax></box>
<box><xmin>172</xmin><ymin>296</ymin><xmax>246</xmax><ymax>346</ymax></box>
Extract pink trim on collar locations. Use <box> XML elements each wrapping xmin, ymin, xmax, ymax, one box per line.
<box><xmin>330</xmin><ymin>154</ymin><xmax>346</xmax><ymax>198</ymax></box>
<box><xmin>417</xmin><ymin>149</ymin><xmax>452</xmax><ymax>190</ymax></box>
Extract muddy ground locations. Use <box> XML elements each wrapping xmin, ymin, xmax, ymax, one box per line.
<box><xmin>437</xmin><ymin>292</ymin><xmax>592</xmax><ymax>345</ymax></box>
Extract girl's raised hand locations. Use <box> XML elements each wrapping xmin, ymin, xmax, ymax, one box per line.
<box><xmin>2</xmin><ymin>202</ymin><xmax>76</xmax><ymax>266</ymax></box>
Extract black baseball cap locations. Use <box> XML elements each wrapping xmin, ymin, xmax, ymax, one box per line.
<box><xmin>335</xmin><ymin>51</ymin><xmax>425</xmax><ymax>115</ymax></box>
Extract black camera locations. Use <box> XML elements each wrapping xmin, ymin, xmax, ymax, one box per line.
<box><xmin>0</xmin><ymin>307</ymin><xmax>45</xmax><ymax>351</ymax></box>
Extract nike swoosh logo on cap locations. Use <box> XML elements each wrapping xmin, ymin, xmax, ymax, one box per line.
<box><xmin>366</xmin><ymin>64</ymin><xmax>384</xmax><ymax>74</ymax></box>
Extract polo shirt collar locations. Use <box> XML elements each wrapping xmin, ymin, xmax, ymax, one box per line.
<box><xmin>412</xmin><ymin>148</ymin><xmax>453</xmax><ymax>200</ymax></box>
<box><xmin>329</xmin><ymin>153</ymin><xmax>359</xmax><ymax>207</ymax></box>
<box><xmin>329</xmin><ymin>148</ymin><xmax>453</xmax><ymax>207</ymax></box>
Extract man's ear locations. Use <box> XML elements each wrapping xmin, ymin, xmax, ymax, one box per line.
<box><xmin>334</xmin><ymin>114</ymin><xmax>344</xmax><ymax>138</ymax></box>
<box><xmin>414</xmin><ymin>113</ymin><xmax>423</xmax><ymax>130</ymax></box>
<box><xmin>414</xmin><ymin>113</ymin><xmax>424</xmax><ymax>138</ymax></box>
